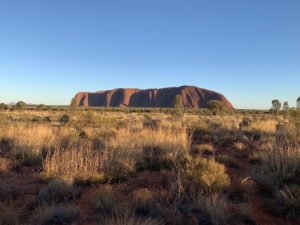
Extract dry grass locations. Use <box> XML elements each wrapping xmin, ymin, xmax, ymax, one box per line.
<box><xmin>2</xmin><ymin>124</ymin><xmax>56</xmax><ymax>153</ymax></box>
<box><xmin>0</xmin><ymin>157</ymin><xmax>10</xmax><ymax>174</ymax></box>
<box><xmin>1</xmin><ymin>109</ymin><xmax>297</xmax><ymax>224</ymax></box>
<box><xmin>258</xmin><ymin>142</ymin><xmax>300</xmax><ymax>182</ymax></box>
<box><xmin>42</xmin><ymin>142</ymin><xmax>105</xmax><ymax>183</ymax></box>
<box><xmin>254</xmin><ymin>136</ymin><xmax>300</xmax><ymax>221</ymax></box>
<box><xmin>249</xmin><ymin>119</ymin><xmax>277</xmax><ymax>133</ymax></box>
<box><xmin>109</xmin><ymin>127</ymin><xmax>190</xmax><ymax>154</ymax></box>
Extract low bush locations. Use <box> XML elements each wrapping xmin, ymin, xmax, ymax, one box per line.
<box><xmin>36</xmin><ymin>179</ymin><xmax>72</xmax><ymax>205</ymax></box>
<box><xmin>193</xmin><ymin>194</ymin><xmax>231</xmax><ymax>225</ymax></box>
<box><xmin>207</xmin><ymin>100</ymin><xmax>228</xmax><ymax>115</ymax></box>
<box><xmin>93</xmin><ymin>185</ymin><xmax>115</xmax><ymax>213</ymax></box>
<box><xmin>184</xmin><ymin>157</ymin><xmax>231</xmax><ymax>193</ymax></box>
<box><xmin>60</xmin><ymin>114</ymin><xmax>70</xmax><ymax>123</ymax></box>
<box><xmin>104</xmin><ymin>156</ymin><xmax>136</xmax><ymax>183</ymax></box>
<box><xmin>37</xmin><ymin>205</ymin><xmax>80</xmax><ymax>225</ymax></box>
<box><xmin>135</xmin><ymin>146</ymin><xmax>173</xmax><ymax>172</ymax></box>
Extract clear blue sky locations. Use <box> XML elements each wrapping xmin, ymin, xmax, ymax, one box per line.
<box><xmin>0</xmin><ymin>0</ymin><xmax>299</xmax><ymax>109</ymax></box>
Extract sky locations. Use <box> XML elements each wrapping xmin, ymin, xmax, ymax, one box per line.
<box><xmin>0</xmin><ymin>0</ymin><xmax>299</xmax><ymax>109</ymax></box>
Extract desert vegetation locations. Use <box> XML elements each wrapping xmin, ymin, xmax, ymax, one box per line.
<box><xmin>0</xmin><ymin>105</ymin><xmax>299</xmax><ymax>225</ymax></box>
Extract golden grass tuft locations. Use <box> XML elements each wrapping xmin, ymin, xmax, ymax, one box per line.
<box><xmin>42</xmin><ymin>142</ymin><xmax>105</xmax><ymax>183</ymax></box>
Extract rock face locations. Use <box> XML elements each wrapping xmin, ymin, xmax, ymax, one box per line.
<box><xmin>75</xmin><ymin>86</ymin><xmax>233</xmax><ymax>109</ymax></box>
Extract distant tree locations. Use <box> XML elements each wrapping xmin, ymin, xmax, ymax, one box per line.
<box><xmin>272</xmin><ymin>99</ymin><xmax>281</xmax><ymax>112</ymax></box>
<box><xmin>0</xmin><ymin>103</ymin><xmax>7</xmax><ymax>110</ymax></box>
<box><xmin>37</xmin><ymin>104</ymin><xmax>47</xmax><ymax>110</ymax></box>
<box><xmin>15</xmin><ymin>101</ymin><xmax>26</xmax><ymax>110</ymax></box>
<box><xmin>173</xmin><ymin>94</ymin><xmax>184</xmax><ymax>109</ymax></box>
<box><xmin>70</xmin><ymin>98</ymin><xmax>79</xmax><ymax>110</ymax></box>
<box><xmin>207</xmin><ymin>100</ymin><xmax>227</xmax><ymax>115</ymax></box>
<box><xmin>283</xmin><ymin>101</ymin><xmax>289</xmax><ymax>111</ymax></box>
<box><xmin>297</xmin><ymin>97</ymin><xmax>300</xmax><ymax>109</ymax></box>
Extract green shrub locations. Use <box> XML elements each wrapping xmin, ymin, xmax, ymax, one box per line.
<box><xmin>14</xmin><ymin>101</ymin><xmax>26</xmax><ymax>110</ymax></box>
<box><xmin>60</xmin><ymin>114</ymin><xmax>70</xmax><ymax>123</ymax></box>
<box><xmin>207</xmin><ymin>100</ymin><xmax>227</xmax><ymax>115</ymax></box>
<box><xmin>184</xmin><ymin>157</ymin><xmax>231</xmax><ymax>193</ymax></box>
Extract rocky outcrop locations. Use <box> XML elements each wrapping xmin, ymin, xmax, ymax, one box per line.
<box><xmin>75</xmin><ymin>86</ymin><xmax>233</xmax><ymax>109</ymax></box>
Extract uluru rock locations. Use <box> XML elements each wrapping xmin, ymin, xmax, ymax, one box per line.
<box><xmin>74</xmin><ymin>86</ymin><xmax>233</xmax><ymax>109</ymax></box>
